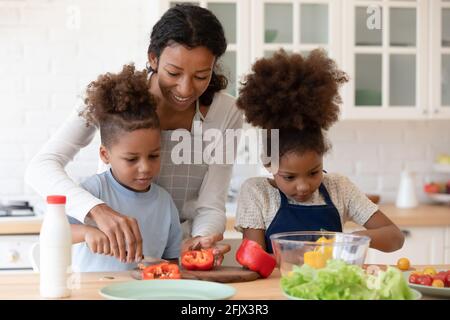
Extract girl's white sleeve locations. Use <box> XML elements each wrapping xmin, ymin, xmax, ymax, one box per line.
<box><xmin>25</xmin><ymin>107</ymin><xmax>104</xmax><ymax>223</ymax></box>
<box><xmin>190</xmin><ymin>99</ymin><xmax>244</xmax><ymax>237</ymax></box>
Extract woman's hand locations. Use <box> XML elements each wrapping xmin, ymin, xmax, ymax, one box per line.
<box><xmin>88</xmin><ymin>204</ymin><xmax>143</xmax><ymax>263</ymax></box>
<box><xmin>182</xmin><ymin>233</ymin><xmax>231</xmax><ymax>267</ymax></box>
<box><xmin>84</xmin><ymin>226</ymin><xmax>111</xmax><ymax>256</ymax></box>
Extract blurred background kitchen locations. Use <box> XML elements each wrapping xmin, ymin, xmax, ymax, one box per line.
<box><xmin>0</xmin><ymin>0</ymin><xmax>449</xmax><ymax>270</ymax></box>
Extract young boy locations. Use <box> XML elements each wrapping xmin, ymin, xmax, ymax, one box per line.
<box><xmin>70</xmin><ymin>64</ymin><xmax>182</xmax><ymax>272</ymax></box>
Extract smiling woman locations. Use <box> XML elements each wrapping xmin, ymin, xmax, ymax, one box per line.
<box><xmin>25</xmin><ymin>4</ymin><xmax>243</xmax><ymax>268</ymax></box>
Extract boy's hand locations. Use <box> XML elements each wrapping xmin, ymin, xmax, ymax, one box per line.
<box><xmin>88</xmin><ymin>203</ymin><xmax>143</xmax><ymax>263</ymax></box>
<box><xmin>84</xmin><ymin>226</ymin><xmax>111</xmax><ymax>256</ymax></box>
<box><xmin>182</xmin><ymin>233</ymin><xmax>231</xmax><ymax>267</ymax></box>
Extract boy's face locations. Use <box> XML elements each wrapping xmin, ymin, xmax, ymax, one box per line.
<box><xmin>100</xmin><ymin>128</ymin><xmax>161</xmax><ymax>192</ymax></box>
<box><xmin>273</xmin><ymin>150</ymin><xmax>323</xmax><ymax>202</ymax></box>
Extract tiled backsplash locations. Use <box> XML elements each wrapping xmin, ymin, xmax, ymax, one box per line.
<box><xmin>1</xmin><ymin>1</ymin><xmax>450</xmax><ymax>211</ymax></box>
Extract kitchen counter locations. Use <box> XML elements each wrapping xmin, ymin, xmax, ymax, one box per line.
<box><xmin>1</xmin><ymin>204</ymin><xmax>448</xmax><ymax>236</ymax></box>
<box><xmin>0</xmin><ymin>265</ymin><xmax>448</xmax><ymax>300</ymax></box>
<box><xmin>0</xmin><ymin>216</ymin><xmax>42</xmax><ymax>235</ymax></box>
<box><xmin>226</xmin><ymin>204</ymin><xmax>450</xmax><ymax>231</ymax></box>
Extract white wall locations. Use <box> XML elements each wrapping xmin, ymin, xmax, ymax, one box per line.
<box><xmin>0</xmin><ymin>0</ymin><xmax>160</xmax><ymax>207</ymax></box>
<box><xmin>1</xmin><ymin>0</ymin><xmax>449</xmax><ymax>210</ymax></box>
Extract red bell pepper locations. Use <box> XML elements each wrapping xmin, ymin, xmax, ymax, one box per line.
<box><xmin>181</xmin><ymin>248</ymin><xmax>215</xmax><ymax>271</ymax></box>
<box><xmin>140</xmin><ymin>262</ymin><xmax>181</xmax><ymax>280</ymax></box>
<box><xmin>235</xmin><ymin>238</ymin><xmax>276</xmax><ymax>278</ymax></box>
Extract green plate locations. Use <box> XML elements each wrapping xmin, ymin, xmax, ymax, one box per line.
<box><xmin>283</xmin><ymin>288</ymin><xmax>422</xmax><ymax>300</ymax></box>
<box><xmin>404</xmin><ymin>271</ymin><xmax>450</xmax><ymax>298</ymax></box>
<box><xmin>99</xmin><ymin>279</ymin><xmax>236</xmax><ymax>300</ymax></box>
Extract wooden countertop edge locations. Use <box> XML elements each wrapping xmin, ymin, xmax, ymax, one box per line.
<box><xmin>226</xmin><ymin>204</ymin><xmax>450</xmax><ymax>231</ymax></box>
<box><xmin>0</xmin><ymin>221</ymin><xmax>42</xmax><ymax>235</ymax></box>
<box><xmin>0</xmin><ymin>204</ymin><xmax>448</xmax><ymax>235</ymax></box>
<box><xmin>0</xmin><ymin>265</ymin><xmax>449</xmax><ymax>300</ymax></box>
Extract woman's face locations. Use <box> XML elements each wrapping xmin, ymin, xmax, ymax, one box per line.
<box><xmin>100</xmin><ymin>128</ymin><xmax>161</xmax><ymax>192</ymax></box>
<box><xmin>149</xmin><ymin>43</ymin><xmax>216</xmax><ymax>112</ymax></box>
<box><xmin>273</xmin><ymin>150</ymin><xmax>323</xmax><ymax>202</ymax></box>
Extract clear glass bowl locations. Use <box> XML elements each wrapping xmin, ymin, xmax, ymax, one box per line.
<box><xmin>270</xmin><ymin>231</ymin><xmax>370</xmax><ymax>276</ymax></box>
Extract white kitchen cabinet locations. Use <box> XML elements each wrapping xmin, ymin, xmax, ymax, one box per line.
<box><xmin>160</xmin><ymin>0</ymin><xmax>450</xmax><ymax>119</ymax></box>
<box><xmin>429</xmin><ymin>0</ymin><xmax>450</xmax><ymax>118</ymax></box>
<box><xmin>342</xmin><ymin>0</ymin><xmax>430</xmax><ymax>119</ymax></box>
<box><xmin>365</xmin><ymin>227</ymin><xmax>446</xmax><ymax>265</ymax></box>
<box><xmin>343</xmin><ymin>224</ymin><xmax>447</xmax><ymax>265</ymax></box>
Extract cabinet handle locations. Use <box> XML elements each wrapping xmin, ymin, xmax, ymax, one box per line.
<box><xmin>401</xmin><ymin>230</ymin><xmax>411</xmax><ymax>237</ymax></box>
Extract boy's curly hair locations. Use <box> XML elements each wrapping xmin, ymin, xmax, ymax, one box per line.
<box><xmin>236</xmin><ymin>49</ymin><xmax>348</xmax><ymax>157</ymax></box>
<box><xmin>80</xmin><ymin>64</ymin><xmax>159</xmax><ymax>148</ymax></box>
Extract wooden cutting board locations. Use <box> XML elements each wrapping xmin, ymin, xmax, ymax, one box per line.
<box><xmin>132</xmin><ymin>266</ymin><xmax>260</xmax><ymax>283</ymax></box>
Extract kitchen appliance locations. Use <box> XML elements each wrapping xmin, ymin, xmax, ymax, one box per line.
<box><xmin>0</xmin><ymin>234</ymin><xmax>39</xmax><ymax>270</ymax></box>
<box><xmin>0</xmin><ymin>200</ymin><xmax>39</xmax><ymax>271</ymax></box>
<box><xmin>0</xmin><ymin>201</ymin><xmax>35</xmax><ymax>217</ymax></box>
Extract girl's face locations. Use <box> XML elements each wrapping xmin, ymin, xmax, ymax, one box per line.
<box><xmin>148</xmin><ymin>43</ymin><xmax>216</xmax><ymax>112</ymax></box>
<box><xmin>100</xmin><ymin>128</ymin><xmax>161</xmax><ymax>192</ymax></box>
<box><xmin>273</xmin><ymin>150</ymin><xmax>323</xmax><ymax>202</ymax></box>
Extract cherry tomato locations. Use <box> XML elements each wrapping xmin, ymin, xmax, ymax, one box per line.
<box><xmin>445</xmin><ymin>272</ymin><xmax>450</xmax><ymax>287</ymax></box>
<box><xmin>396</xmin><ymin>258</ymin><xmax>410</xmax><ymax>271</ymax></box>
<box><xmin>417</xmin><ymin>274</ymin><xmax>433</xmax><ymax>286</ymax></box>
<box><xmin>432</xmin><ymin>272</ymin><xmax>446</xmax><ymax>284</ymax></box>
<box><xmin>409</xmin><ymin>273</ymin><xmax>419</xmax><ymax>284</ymax></box>
<box><xmin>432</xmin><ymin>279</ymin><xmax>445</xmax><ymax>288</ymax></box>
<box><xmin>423</xmin><ymin>267</ymin><xmax>437</xmax><ymax>276</ymax></box>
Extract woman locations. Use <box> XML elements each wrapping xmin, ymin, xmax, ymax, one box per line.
<box><xmin>25</xmin><ymin>4</ymin><xmax>243</xmax><ymax>265</ymax></box>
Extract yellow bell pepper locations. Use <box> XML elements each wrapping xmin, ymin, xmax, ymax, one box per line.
<box><xmin>304</xmin><ymin>251</ymin><xmax>328</xmax><ymax>269</ymax></box>
<box><xmin>303</xmin><ymin>236</ymin><xmax>334</xmax><ymax>269</ymax></box>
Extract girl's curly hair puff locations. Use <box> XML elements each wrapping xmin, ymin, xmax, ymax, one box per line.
<box><xmin>237</xmin><ymin>49</ymin><xmax>347</xmax><ymax>131</ymax></box>
<box><xmin>80</xmin><ymin>64</ymin><xmax>159</xmax><ymax>148</ymax></box>
<box><xmin>236</xmin><ymin>49</ymin><xmax>348</xmax><ymax>157</ymax></box>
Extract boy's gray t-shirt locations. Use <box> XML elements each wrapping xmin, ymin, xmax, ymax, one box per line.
<box><xmin>71</xmin><ymin>169</ymin><xmax>182</xmax><ymax>272</ymax></box>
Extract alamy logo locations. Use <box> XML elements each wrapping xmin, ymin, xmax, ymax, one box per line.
<box><xmin>366</xmin><ymin>5</ymin><xmax>382</xmax><ymax>30</ymax></box>
<box><xmin>170</xmin><ymin>121</ymin><xmax>280</xmax><ymax>173</ymax></box>
<box><xmin>66</xmin><ymin>5</ymin><xmax>81</xmax><ymax>30</ymax></box>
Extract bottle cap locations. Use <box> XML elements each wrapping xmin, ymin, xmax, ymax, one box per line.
<box><xmin>46</xmin><ymin>195</ymin><xmax>66</xmax><ymax>204</ymax></box>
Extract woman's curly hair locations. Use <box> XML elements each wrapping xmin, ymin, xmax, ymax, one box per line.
<box><xmin>236</xmin><ymin>49</ymin><xmax>348</xmax><ymax>157</ymax></box>
<box><xmin>80</xmin><ymin>64</ymin><xmax>159</xmax><ymax>148</ymax></box>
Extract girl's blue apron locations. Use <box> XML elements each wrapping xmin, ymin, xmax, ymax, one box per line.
<box><xmin>265</xmin><ymin>183</ymin><xmax>342</xmax><ymax>253</ymax></box>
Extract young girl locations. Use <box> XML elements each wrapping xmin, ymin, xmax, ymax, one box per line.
<box><xmin>235</xmin><ymin>49</ymin><xmax>404</xmax><ymax>254</ymax></box>
<box><xmin>70</xmin><ymin>64</ymin><xmax>182</xmax><ymax>272</ymax></box>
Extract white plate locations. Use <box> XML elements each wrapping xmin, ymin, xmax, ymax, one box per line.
<box><xmin>427</xmin><ymin>193</ymin><xmax>450</xmax><ymax>204</ymax></box>
<box><xmin>404</xmin><ymin>271</ymin><xmax>450</xmax><ymax>298</ymax></box>
<box><xmin>99</xmin><ymin>279</ymin><xmax>236</xmax><ymax>300</ymax></box>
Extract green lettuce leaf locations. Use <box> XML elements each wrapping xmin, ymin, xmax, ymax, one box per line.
<box><xmin>281</xmin><ymin>259</ymin><xmax>414</xmax><ymax>300</ymax></box>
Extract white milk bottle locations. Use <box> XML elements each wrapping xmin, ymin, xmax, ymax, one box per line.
<box><xmin>39</xmin><ymin>195</ymin><xmax>72</xmax><ymax>298</ymax></box>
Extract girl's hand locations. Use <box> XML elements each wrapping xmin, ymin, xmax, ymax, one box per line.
<box><xmin>182</xmin><ymin>233</ymin><xmax>231</xmax><ymax>267</ymax></box>
<box><xmin>84</xmin><ymin>226</ymin><xmax>111</xmax><ymax>256</ymax></box>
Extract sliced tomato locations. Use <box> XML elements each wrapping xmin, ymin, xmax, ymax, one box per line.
<box><xmin>141</xmin><ymin>262</ymin><xmax>181</xmax><ymax>280</ymax></box>
<box><xmin>181</xmin><ymin>249</ymin><xmax>215</xmax><ymax>271</ymax></box>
